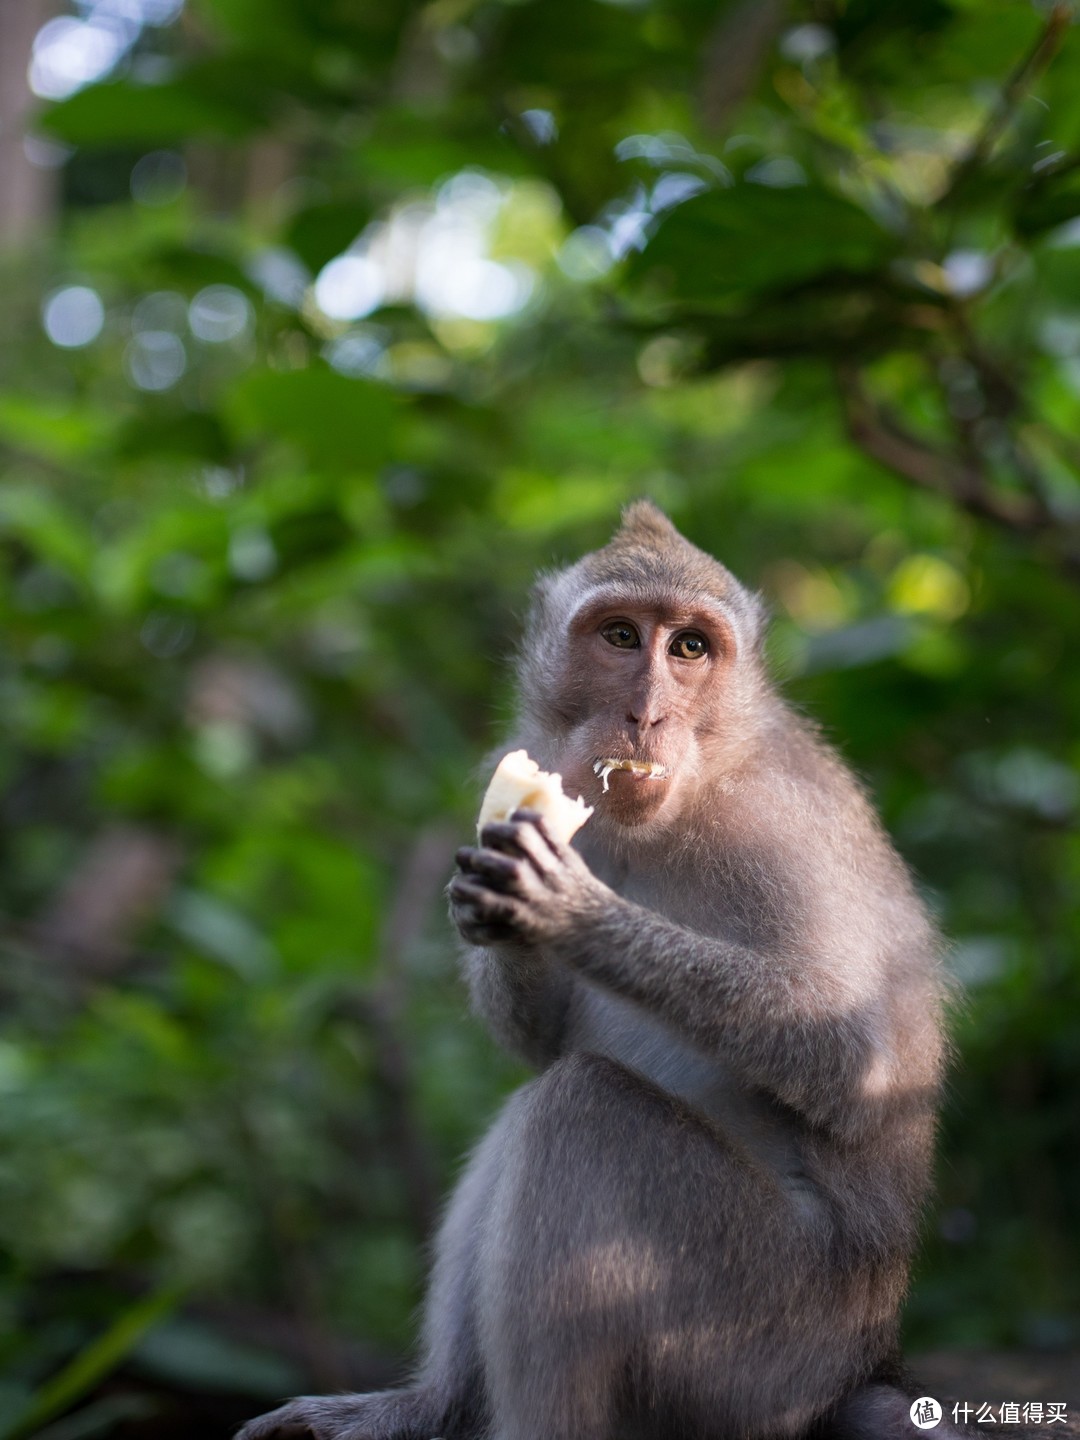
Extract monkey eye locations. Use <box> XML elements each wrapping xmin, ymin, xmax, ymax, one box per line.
<box><xmin>601</xmin><ymin>620</ymin><xmax>640</xmax><ymax>649</ymax></box>
<box><xmin>670</xmin><ymin>631</ymin><xmax>709</xmax><ymax>660</ymax></box>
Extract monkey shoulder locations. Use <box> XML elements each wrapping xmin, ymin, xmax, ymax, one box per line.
<box><xmin>729</xmin><ymin>739</ymin><xmax>930</xmax><ymax>925</ymax></box>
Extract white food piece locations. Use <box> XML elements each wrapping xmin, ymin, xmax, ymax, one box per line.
<box><xmin>593</xmin><ymin>757</ymin><xmax>669</xmax><ymax>793</ymax></box>
<box><xmin>477</xmin><ymin>749</ymin><xmax>593</xmax><ymax>845</ymax></box>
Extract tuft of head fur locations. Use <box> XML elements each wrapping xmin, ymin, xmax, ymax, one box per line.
<box><xmin>613</xmin><ymin>499</ymin><xmax>682</xmax><ymax>547</ymax></box>
<box><xmin>579</xmin><ymin>500</ymin><xmax>738</xmax><ymax>607</ymax></box>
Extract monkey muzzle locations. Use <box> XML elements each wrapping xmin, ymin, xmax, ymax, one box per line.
<box><xmin>593</xmin><ymin>758</ymin><xmax>670</xmax><ymax>793</ymax></box>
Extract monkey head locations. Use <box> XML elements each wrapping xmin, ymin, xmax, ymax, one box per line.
<box><xmin>516</xmin><ymin>501</ymin><xmax>769</xmax><ymax>832</ymax></box>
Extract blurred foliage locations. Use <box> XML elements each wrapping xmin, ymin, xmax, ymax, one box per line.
<box><xmin>2</xmin><ymin>0</ymin><xmax>1080</xmax><ymax>1425</ymax></box>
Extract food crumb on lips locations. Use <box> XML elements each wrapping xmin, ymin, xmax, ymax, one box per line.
<box><xmin>592</xmin><ymin>757</ymin><xmax>670</xmax><ymax>793</ymax></box>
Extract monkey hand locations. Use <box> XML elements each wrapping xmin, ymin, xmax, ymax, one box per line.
<box><xmin>235</xmin><ymin>1391</ymin><xmax>431</xmax><ymax>1440</ymax></box>
<box><xmin>233</xmin><ymin>1394</ymin><xmax>369</xmax><ymax>1439</ymax></box>
<box><xmin>450</xmin><ymin>809</ymin><xmax>608</xmax><ymax>947</ymax></box>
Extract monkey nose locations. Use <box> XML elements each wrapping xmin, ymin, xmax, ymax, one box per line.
<box><xmin>626</xmin><ymin>707</ymin><xmax>664</xmax><ymax>730</ymax></box>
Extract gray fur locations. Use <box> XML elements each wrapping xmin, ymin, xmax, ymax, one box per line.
<box><xmin>237</xmin><ymin>503</ymin><xmax>947</xmax><ymax>1440</ymax></box>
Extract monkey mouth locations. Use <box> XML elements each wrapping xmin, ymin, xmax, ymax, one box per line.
<box><xmin>593</xmin><ymin>758</ymin><xmax>670</xmax><ymax>794</ymax></box>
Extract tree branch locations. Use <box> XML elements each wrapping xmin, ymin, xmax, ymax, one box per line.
<box><xmin>938</xmin><ymin>3</ymin><xmax>1071</xmax><ymax>206</ymax></box>
<box><xmin>836</xmin><ymin>365</ymin><xmax>1057</xmax><ymax>536</ymax></box>
<box><xmin>699</xmin><ymin>0</ymin><xmax>790</xmax><ymax>136</ymax></box>
<box><xmin>346</xmin><ymin>824</ymin><xmax>459</xmax><ymax>1244</ymax></box>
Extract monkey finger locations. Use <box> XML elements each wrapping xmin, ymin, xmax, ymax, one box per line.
<box><xmin>233</xmin><ymin>1400</ymin><xmax>318</xmax><ymax>1440</ymax></box>
<box><xmin>509</xmin><ymin>808</ymin><xmax>570</xmax><ymax>863</ymax></box>
<box><xmin>476</xmin><ymin>819</ymin><xmax>530</xmax><ymax>858</ymax></box>
<box><xmin>458</xmin><ymin>847</ymin><xmax>524</xmax><ymax>892</ymax></box>
<box><xmin>456</xmin><ymin>843</ymin><xmax>500</xmax><ymax>872</ymax></box>
<box><xmin>449</xmin><ymin>875</ymin><xmax>526</xmax><ymax>928</ymax></box>
<box><xmin>481</xmin><ymin>817</ymin><xmax>558</xmax><ymax>878</ymax></box>
<box><xmin>236</xmin><ymin>1394</ymin><xmax>393</xmax><ymax>1440</ymax></box>
<box><xmin>508</xmin><ymin>806</ymin><xmax>544</xmax><ymax>825</ymax></box>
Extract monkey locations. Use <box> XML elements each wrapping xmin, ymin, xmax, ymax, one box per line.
<box><xmin>238</xmin><ymin>501</ymin><xmax>952</xmax><ymax>1440</ymax></box>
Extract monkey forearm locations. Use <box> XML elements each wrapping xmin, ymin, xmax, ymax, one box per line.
<box><xmin>547</xmin><ymin>897</ymin><xmax>876</xmax><ymax>1127</ymax></box>
<box><xmin>455</xmin><ymin>815</ymin><xmax>886</xmax><ymax>1125</ymax></box>
<box><xmin>463</xmin><ymin>940</ymin><xmax>574</xmax><ymax>1068</ymax></box>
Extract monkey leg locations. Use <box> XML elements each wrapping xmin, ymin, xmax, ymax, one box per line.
<box><xmin>478</xmin><ymin>1052</ymin><xmax>890</xmax><ymax>1440</ymax></box>
<box><xmin>236</xmin><ymin>1105</ymin><xmax>516</xmax><ymax>1440</ymax></box>
<box><xmin>817</xmin><ymin>1384</ymin><xmax>919</xmax><ymax>1438</ymax></box>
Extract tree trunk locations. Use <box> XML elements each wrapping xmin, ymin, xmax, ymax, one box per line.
<box><xmin>0</xmin><ymin>0</ymin><xmax>57</xmax><ymax>248</ymax></box>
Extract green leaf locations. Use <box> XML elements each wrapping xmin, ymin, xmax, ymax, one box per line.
<box><xmin>132</xmin><ymin>1317</ymin><xmax>303</xmax><ymax>1397</ymax></box>
<box><xmin>169</xmin><ymin>889</ymin><xmax>277</xmax><ymax>980</ymax></box>
<box><xmin>113</xmin><ymin>411</ymin><xmax>232</xmax><ymax>464</ymax></box>
<box><xmin>40</xmin><ymin>73</ymin><xmax>269</xmax><ymax>147</ymax></box>
<box><xmin>196</xmin><ymin>0</ymin><xmax>313</xmax><ymax>56</ymax></box>
<box><xmin>284</xmin><ymin>201</ymin><xmax>373</xmax><ymax>272</ymax></box>
<box><xmin>144</xmin><ymin>244</ymin><xmax>258</xmax><ymax>294</ymax></box>
<box><xmin>0</xmin><ymin>486</ymin><xmax>93</xmax><ymax>584</ymax></box>
<box><xmin>1</xmin><ymin>1284</ymin><xmax>183</xmax><ymax>1440</ymax></box>
<box><xmin>631</xmin><ymin>184</ymin><xmax>897</xmax><ymax>307</ymax></box>
<box><xmin>225</xmin><ymin>365</ymin><xmax>399</xmax><ymax>472</ymax></box>
<box><xmin>0</xmin><ymin>396</ymin><xmax>112</xmax><ymax>464</ymax></box>
<box><xmin>1015</xmin><ymin>171</ymin><xmax>1080</xmax><ymax>239</ymax></box>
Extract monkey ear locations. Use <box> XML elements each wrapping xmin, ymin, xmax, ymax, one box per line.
<box><xmin>615</xmin><ymin>499</ymin><xmax>680</xmax><ymax>546</ymax></box>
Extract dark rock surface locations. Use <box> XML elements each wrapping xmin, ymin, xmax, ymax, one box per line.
<box><xmin>911</xmin><ymin>1351</ymin><xmax>1080</xmax><ymax>1434</ymax></box>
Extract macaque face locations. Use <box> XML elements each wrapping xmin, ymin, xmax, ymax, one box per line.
<box><xmin>551</xmin><ymin>589</ymin><xmax>736</xmax><ymax>828</ymax></box>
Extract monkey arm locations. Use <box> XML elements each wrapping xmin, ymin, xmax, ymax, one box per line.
<box><xmin>459</xmin><ymin>938</ymin><xmax>576</xmax><ymax>1069</ymax></box>
<box><xmin>546</xmin><ymin>899</ymin><xmax>882</xmax><ymax>1135</ymax></box>
<box><xmin>449</xmin><ymin>851</ymin><xmax>576</xmax><ymax>1067</ymax></box>
<box><xmin>452</xmin><ymin>814</ymin><xmax>892</xmax><ymax>1135</ymax></box>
